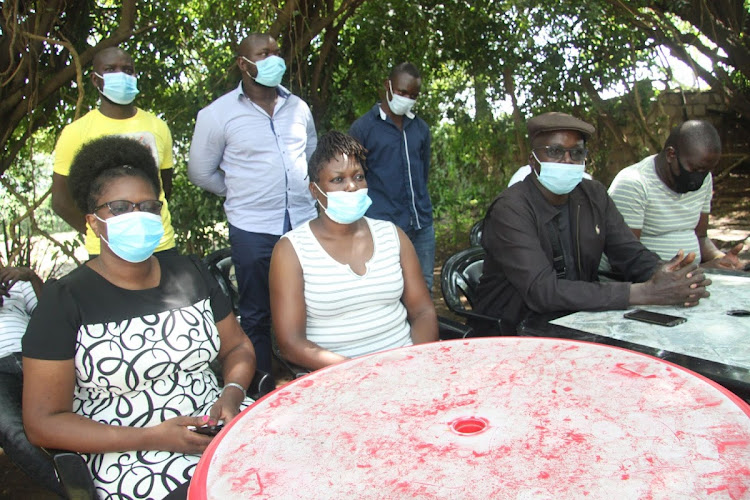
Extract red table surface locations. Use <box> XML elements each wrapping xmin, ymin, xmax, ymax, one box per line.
<box><xmin>190</xmin><ymin>337</ymin><xmax>750</xmax><ymax>499</ymax></box>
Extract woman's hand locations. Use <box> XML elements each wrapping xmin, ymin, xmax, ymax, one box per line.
<box><xmin>209</xmin><ymin>386</ymin><xmax>246</xmax><ymax>424</ymax></box>
<box><xmin>149</xmin><ymin>415</ymin><xmax>215</xmax><ymax>454</ymax></box>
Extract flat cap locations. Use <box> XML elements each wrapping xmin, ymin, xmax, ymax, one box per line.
<box><xmin>527</xmin><ymin>112</ymin><xmax>595</xmax><ymax>141</ymax></box>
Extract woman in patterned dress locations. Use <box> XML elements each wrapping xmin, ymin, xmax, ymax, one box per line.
<box><xmin>269</xmin><ymin>131</ymin><xmax>438</xmax><ymax>371</ymax></box>
<box><xmin>22</xmin><ymin>136</ymin><xmax>256</xmax><ymax>499</ymax></box>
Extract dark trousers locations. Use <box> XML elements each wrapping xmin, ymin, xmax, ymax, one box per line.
<box><xmin>229</xmin><ymin>217</ymin><xmax>290</xmax><ymax>373</ymax></box>
<box><xmin>0</xmin><ymin>353</ymin><xmax>66</xmax><ymax>497</ymax></box>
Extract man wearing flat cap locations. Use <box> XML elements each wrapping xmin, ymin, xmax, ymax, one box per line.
<box><xmin>473</xmin><ymin>112</ymin><xmax>711</xmax><ymax>334</ymax></box>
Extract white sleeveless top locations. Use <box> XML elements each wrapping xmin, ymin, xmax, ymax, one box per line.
<box><xmin>282</xmin><ymin>217</ymin><xmax>412</xmax><ymax>358</ymax></box>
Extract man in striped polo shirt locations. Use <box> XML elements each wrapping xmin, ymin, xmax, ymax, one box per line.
<box><xmin>0</xmin><ymin>264</ymin><xmax>65</xmax><ymax>496</ymax></box>
<box><xmin>609</xmin><ymin>120</ymin><xmax>744</xmax><ymax>270</ymax></box>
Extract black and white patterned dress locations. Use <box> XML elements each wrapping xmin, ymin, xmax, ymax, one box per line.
<box><xmin>23</xmin><ymin>255</ymin><xmax>248</xmax><ymax>499</ymax></box>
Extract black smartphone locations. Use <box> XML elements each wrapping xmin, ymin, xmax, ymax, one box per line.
<box><xmin>624</xmin><ymin>309</ymin><xmax>687</xmax><ymax>327</ymax></box>
<box><xmin>192</xmin><ymin>424</ymin><xmax>224</xmax><ymax>437</ymax></box>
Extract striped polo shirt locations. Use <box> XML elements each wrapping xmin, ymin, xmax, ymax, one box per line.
<box><xmin>608</xmin><ymin>154</ymin><xmax>712</xmax><ymax>260</ymax></box>
<box><xmin>1</xmin><ymin>280</ymin><xmax>37</xmax><ymax>358</ymax></box>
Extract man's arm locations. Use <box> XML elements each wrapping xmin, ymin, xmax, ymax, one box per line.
<box><xmin>51</xmin><ymin>173</ymin><xmax>87</xmax><ymax>233</ymax></box>
<box><xmin>486</xmin><ymin>196</ymin><xmax>633</xmax><ymax>314</ymax></box>
<box><xmin>695</xmin><ymin>212</ymin><xmax>745</xmax><ymax>268</ymax></box>
<box><xmin>0</xmin><ymin>266</ymin><xmax>43</xmax><ymax>303</ymax></box>
<box><xmin>422</xmin><ymin>122</ymin><xmax>431</xmax><ymax>180</ymax></box>
<box><xmin>608</xmin><ymin>169</ymin><xmax>646</xmax><ymax>240</ymax></box>
<box><xmin>187</xmin><ymin>109</ymin><xmax>228</xmax><ymax>196</ymax></box>
<box><xmin>157</xmin><ymin>120</ymin><xmax>174</xmax><ymax>200</ymax></box>
<box><xmin>160</xmin><ymin>168</ymin><xmax>173</xmax><ymax>201</ymax></box>
<box><xmin>304</xmin><ymin>104</ymin><xmax>317</xmax><ymax>162</ymax></box>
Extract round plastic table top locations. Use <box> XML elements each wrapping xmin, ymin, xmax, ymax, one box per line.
<box><xmin>190</xmin><ymin>337</ymin><xmax>750</xmax><ymax>499</ymax></box>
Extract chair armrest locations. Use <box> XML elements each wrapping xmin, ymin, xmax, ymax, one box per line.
<box><xmin>44</xmin><ymin>449</ymin><xmax>98</xmax><ymax>500</ymax></box>
<box><xmin>437</xmin><ymin>315</ymin><xmax>474</xmax><ymax>340</ymax></box>
<box><xmin>272</xmin><ymin>344</ymin><xmax>311</xmax><ymax>379</ymax></box>
<box><xmin>248</xmin><ymin>369</ymin><xmax>275</xmax><ymax>400</ymax></box>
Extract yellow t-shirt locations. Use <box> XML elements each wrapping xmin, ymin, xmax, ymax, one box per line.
<box><xmin>54</xmin><ymin>108</ymin><xmax>176</xmax><ymax>255</ymax></box>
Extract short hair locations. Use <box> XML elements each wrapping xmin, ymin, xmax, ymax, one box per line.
<box><xmin>92</xmin><ymin>47</ymin><xmax>131</xmax><ymax>69</ymax></box>
<box><xmin>664</xmin><ymin>120</ymin><xmax>721</xmax><ymax>156</ymax></box>
<box><xmin>307</xmin><ymin>131</ymin><xmax>368</xmax><ymax>182</ymax></box>
<box><xmin>238</xmin><ymin>33</ymin><xmax>274</xmax><ymax>56</ymax></box>
<box><xmin>68</xmin><ymin>136</ymin><xmax>161</xmax><ymax>213</ymax></box>
<box><xmin>389</xmin><ymin>62</ymin><xmax>420</xmax><ymax>80</ymax></box>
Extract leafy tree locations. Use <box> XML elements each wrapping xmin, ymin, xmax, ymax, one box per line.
<box><xmin>2</xmin><ymin>0</ymin><xmax>747</xmax><ymax>268</ymax></box>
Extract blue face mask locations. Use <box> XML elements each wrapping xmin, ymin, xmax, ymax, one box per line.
<box><xmin>242</xmin><ymin>55</ymin><xmax>286</xmax><ymax>88</ymax></box>
<box><xmin>532</xmin><ymin>152</ymin><xmax>586</xmax><ymax>195</ymax></box>
<box><xmin>96</xmin><ymin>211</ymin><xmax>164</xmax><ymax>262</ymax></box>
<box><xmin>314</xmin><ymin>184</ymin><xmax>373</xmax><ymax>225</ymax></box>
<box><xmin>95</xmin><ymin>72</ymin><xmax>139</xmax><ymax>105</ymax></box>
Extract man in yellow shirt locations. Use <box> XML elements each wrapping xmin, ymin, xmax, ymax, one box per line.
<box><xmin>52</xmin><ymin>47</ymin><xmax>176</xmax><ymax>256</ymax></box>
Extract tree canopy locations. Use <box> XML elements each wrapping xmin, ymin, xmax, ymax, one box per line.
<box><xmin>2</xmin><ymin>0</ymin><xmax>748</xmax><ymax>266</ymax></box>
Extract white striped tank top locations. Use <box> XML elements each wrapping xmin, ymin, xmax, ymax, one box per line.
<box><xmin>282</xmin><ymin>217</ymin><xmax>412</xmax><ymax>358</ymax></box>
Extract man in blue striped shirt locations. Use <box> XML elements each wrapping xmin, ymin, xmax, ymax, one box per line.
<box><xmin>188</xmin><ymin>33</ymin><xmax>318</xmax><ymax>372</ymax></box>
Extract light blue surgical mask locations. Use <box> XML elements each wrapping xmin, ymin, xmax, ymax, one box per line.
<box><xmin>95</xmin><ymin>211</ymin><xmax>164</xmax><ymax>262</ymax></box>
<box><xmin>314</xmin><ymin>184</ymin><xmax>372</xmax><ymax>225</ymax></box>
<box><xmin>532</xmin><ymin>152</ymin><xmax>586</xmax><ymax>195</ymax></box>
<box><xmin>95</xmin><ymin>72</ymin><xmax>139</xmax><ymax>105</ymax></box>
<box><xmin>242</xmin><ymin>55</ymin><xmax>286</xmax><ymax>88</ymax></box>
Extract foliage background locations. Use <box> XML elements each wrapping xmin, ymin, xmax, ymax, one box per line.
<box><xmin>1</xmin><ymin>0</ymin><xmax>748</xmax><ymax>274</ymax></box>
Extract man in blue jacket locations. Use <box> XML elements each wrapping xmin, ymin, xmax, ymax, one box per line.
<box><xmin>350</xmin><ymin>62</ymin><xmax>434</xmax><ymax>291</ymax></box>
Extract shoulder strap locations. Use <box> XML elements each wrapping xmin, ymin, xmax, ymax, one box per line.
<box><xmin>547</xmin><ymin>214</ymin><xmax>567</xmax><ymax>279</ymax></box>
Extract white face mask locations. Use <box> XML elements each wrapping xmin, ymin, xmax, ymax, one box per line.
<box><xmin>387</xmin><ymin>80</ymin><xmax>416</xmax><ymax>116</ymax></box>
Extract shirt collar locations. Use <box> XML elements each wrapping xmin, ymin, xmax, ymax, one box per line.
<box><xmin>236</xmin><ymin>81</ymin><xmax>291</xmax><ymax>100</ymax></box>
<box><xmin>377</xmin><ymin>102</ymin><xmax>415</xmax><ymax>120</ymax></box>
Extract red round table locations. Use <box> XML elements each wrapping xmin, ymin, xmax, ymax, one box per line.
<box><xmin>190</xmin><ymin>338</ymin><xmax>750</xmax><ymax>499</ymax></box>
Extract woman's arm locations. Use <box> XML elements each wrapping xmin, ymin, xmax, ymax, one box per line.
<box><xmin>22</xmin><ymin>357</ymin><xmax>213</xmax><ymax>454</ymax></box>
<box><xmin>269</xmin><ymin>238</ymin><xmax>348</xmax><ymax>371</ymax></box>
<box><xmin>209</xmin><ymin>313</ymin><xmax>257</xmax><ymax>423</ymax></box>
<box><xmin>396</xmin><ymin>228</ymin><xmax>439</xmax><ymax>344</ymax></box>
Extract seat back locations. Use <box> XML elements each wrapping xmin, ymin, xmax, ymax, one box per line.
<box><xmin>202</xmin><ymin>248</ymin><xmax>239</xmax><ymax>315</ymax></box>
<box><xmin>440</xmin><ymin>246</ymin><xmax>485</xmax><ymax>317</ymax></box>
<box><xmin>469</xmin><ymin>220</ymin><xmax>483</xmax><ymax>247</ymax></box>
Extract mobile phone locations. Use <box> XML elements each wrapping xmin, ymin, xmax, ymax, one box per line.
<box><xmin>623</xmin><ymin>309</ymin><xmax>686</xmax><ymax>327</ymax></box>
<box><xmin>192</xmin><ymin>424</ymin><xmax>224</xmax><ymax>437</ymax></box>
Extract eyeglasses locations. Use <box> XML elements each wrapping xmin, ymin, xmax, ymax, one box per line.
<box><xmin>94</xmin><ymin>200</ymin><xmax>163</xmax><ymax>216</ymax></box>
<box><xmin>534</xmin><ymin>146</ymin><xmax>588</xmax><ymax>163</ymax></box>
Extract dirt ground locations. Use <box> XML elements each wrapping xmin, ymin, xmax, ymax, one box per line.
<box><xmin>2</xmin><ymin>167</ymin><xmax>748</xmax><ymax>499</ymax></box>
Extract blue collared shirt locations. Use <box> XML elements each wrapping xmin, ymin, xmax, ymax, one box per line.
<box><xmin>188</xmin><ymin>83</ymin><xmax>317</xmax><ymax>235</ymax></box>
<box><xmin>349</xmin><ymin>103</ymin><xmax>432</xmax><ymax>231</ymax></box>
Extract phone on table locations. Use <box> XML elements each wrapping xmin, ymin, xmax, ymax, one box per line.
<box><xmin>192</xmin><ymin>424</ymin><xmax>224</xmax><ymax>437</ymax></box>
<box><xmin>624</xmin><ymin>309</ymin><xmax>686</xmax><ymax>327</ymax></box>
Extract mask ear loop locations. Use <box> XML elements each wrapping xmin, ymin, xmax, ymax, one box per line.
<box><xmin>241</xmin><ymin>56</ymin><xmax>258</xmax><ymax>82</ymax></box>
<box><xmin>92</xmin><ymin>213</ymin><xmax>111</xmax><ymax>246</ymax></box>
<box><xmin>312</xmin><ymin>182</ymin><xmax>328</xmax><ymax>209</ymax></box>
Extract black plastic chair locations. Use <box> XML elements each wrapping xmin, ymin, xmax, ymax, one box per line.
<box><xmin>469</xmin><ymin>220</ymin><xmax>483</xmax><ymax>247</ymax></box>
<box><xmin>440</xmin><ymin>246</ymin><xmax>502</xmax><ymax>332</ymax></box>
<box><xmin>203</xmin><ymin>248</ymin><xmax>239</xmax><ymax>313</ymax></box>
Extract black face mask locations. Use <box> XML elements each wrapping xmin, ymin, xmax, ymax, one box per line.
<box><xmin>673</xmin><ymin>156</ymin><xmax>708</xmax><ymax>193</ymax></box>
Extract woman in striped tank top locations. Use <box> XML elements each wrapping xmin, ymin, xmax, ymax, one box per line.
<box><xmin>270</xmin><ymin>131</ymin><xmax>438</xmax><ymax>371</ymax></box>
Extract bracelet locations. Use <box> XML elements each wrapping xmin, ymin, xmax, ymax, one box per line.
<box><xmin>221</xmin><ymin>382</ymin><xmax>246</xmax><ymax>395</ymax></box>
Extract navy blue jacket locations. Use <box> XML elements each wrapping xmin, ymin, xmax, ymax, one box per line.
<box><xmin>349</xmin><ymin>104</ymin><xmax>432</xmax><ymax>231</ymax></box>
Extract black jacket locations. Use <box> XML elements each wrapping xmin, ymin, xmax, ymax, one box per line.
<box><xmin>475</xmin><ymin>175</ymin><xmax>662</xmax><ymax>329</ymax></box>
